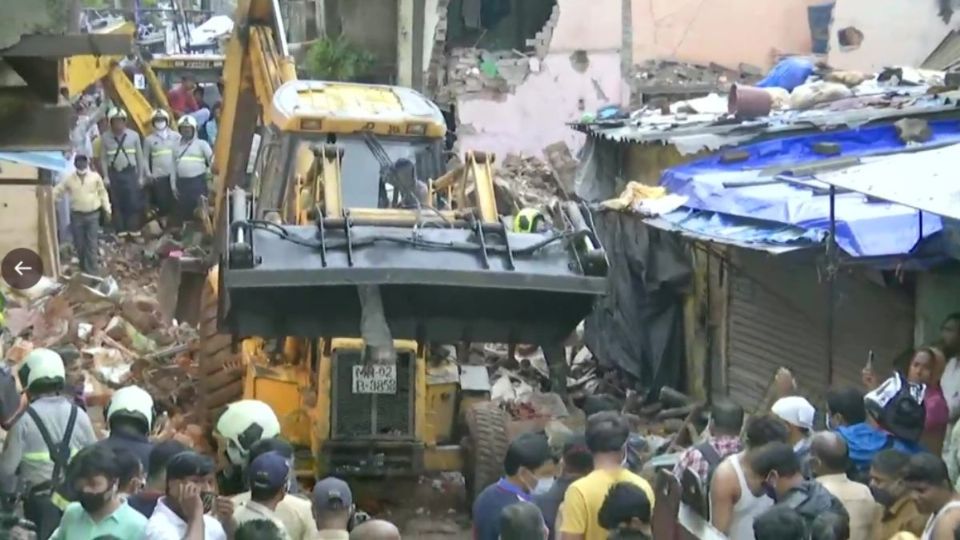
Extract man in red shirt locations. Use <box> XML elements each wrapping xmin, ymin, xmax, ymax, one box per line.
<box><xmin>167</xmin><ymin>75</ymin><xmax>199</xmax><ymax>116</ymax></box>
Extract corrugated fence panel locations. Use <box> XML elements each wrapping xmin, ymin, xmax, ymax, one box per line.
<box><xmin>723</xmin><ymin>251</ymin><xmax>914</xmax><ymax>411</ymax></box>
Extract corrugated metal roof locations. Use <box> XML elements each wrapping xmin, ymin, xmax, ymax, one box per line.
<box><xmin>924</xmin><ymin>30</ymin><xmax>960</xmax><ymax>71</ymax></box>
<box><xmin>811</xmin><ymin>144</ymin><xmax>960</xmax><ymax>220</ymax></box>
<box><xmin>643</xmin><ymin>210</ymin><xmax>821</xmax><ymax>254</ymax></box>
<box><xmin>575</xmin><ymin>88</ymin><xmax>960</xmax><ymax>151</ymax></box>
<box><xmin>0</xmin><ymin>151</ymin><xmax>68</xmax><ymax>173</ymax></box>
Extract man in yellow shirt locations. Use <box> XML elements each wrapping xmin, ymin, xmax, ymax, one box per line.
<box><xmin>53</xmin><ymin>153</ymin><xmax>111</xmax><ymax>274</ymax></box>
<box><xmin>558</xmin><ymin>412</ymin><xmax>655</xmax><ymax>540</ymax></box>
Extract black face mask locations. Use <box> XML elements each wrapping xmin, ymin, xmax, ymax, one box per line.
<box><xmin>78</xmin><ymin>488</ymin><xmax>112</xmax><ymax>514</ymax></box>
<box><xmin>870</xmin><ymin>484</ymin><xmax>898</xmax><ymax>507</ymax></box>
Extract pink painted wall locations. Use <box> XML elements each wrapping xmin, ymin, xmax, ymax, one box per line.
<box><xmin>827</xmin><ymin>0</ymin><xmax>951</xmax><ymax>72</ymax></box>
<box><xmin>550</xmin><ymin>0</ymin><xmax>622</xmax><ymax>52</ymax></box>
<box><xmin>457</xmin><ymin>52</ymin><xmax>624</xmax><ymax>157</ymax></box>
<box><xmin>455</xmin><ymin>0</ymin><xmax>624</xmax><ymax>157</ymax></box>
<box><xmin>631</xmin><ymin>0</ymin><xmax>822</xmax><ymax>69</ymax></box>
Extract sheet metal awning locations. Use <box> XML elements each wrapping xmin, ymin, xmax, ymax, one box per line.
<box><xmin>643</xmin><ymin>210</ymin><xmax>822</xmax><ymax>254</ymax></box>
<box><xmin>811</xmin><ymin>144</ymin><xmax>960</xmax><ymax>221</ymax></box>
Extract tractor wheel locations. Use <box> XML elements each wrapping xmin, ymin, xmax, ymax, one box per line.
<box><xmin>198</xmin><ymin>271</ymin><xmax>244</xmax><ymax>422</ymax></box>
<box><xmin>463</xmin><ymin>402</ymin><xmax>510</xmax><ymax>509</ymax></box>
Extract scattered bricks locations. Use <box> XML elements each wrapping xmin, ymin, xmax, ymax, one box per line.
<box><xmin>720</xmin><ymin>150</ymin><xmax>750</xmax><ymax>164</ymax></box>
<box><xmin>895</xmin><ymin>118</ymin><xmax>932</xmax><ymax>144</ymax></box>
<box><xmin>813</xmin><ymin>142</ymin><xmax>842</xmax><ymax>156</ymax></box>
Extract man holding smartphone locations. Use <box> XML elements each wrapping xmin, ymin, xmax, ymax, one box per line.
<box><xmin>144</xmin><ymin>451</ymin><xmax>234</xmax><ymax>540</ymax></box>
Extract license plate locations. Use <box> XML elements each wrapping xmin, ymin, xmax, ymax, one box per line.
<box><xmin>352</xmin><ymin>364</ymin><xmax>397</xmax><ymax>394</ymax></box>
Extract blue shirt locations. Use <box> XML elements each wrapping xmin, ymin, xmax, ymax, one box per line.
<box><xmin>50</xmin><ymin>500</ymin><xmax>148</xmax><ymax>540</ymax></box>
<box><xmin>472</xmin><ymin>478</ymin><xmax>531</xmax><ymax>540</ymax></box>
<box><xmin>757</xmin><ymin>57</ymin><xmax>815</xmax><ymax>92</ymax></box>
<box><xmin>838</xmin><ymin>422</ymin><xmax>924</xmax><ymax>473</ymax></box>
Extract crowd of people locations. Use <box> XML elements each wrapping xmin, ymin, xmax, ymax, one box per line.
<box><xmin>0</xmin><ymin>347</ymin><xmax>403</xmax><ymax>540</ymax></box>
<box><xmin>463</xmin><ymin>313</ymin><xmax>960</xmax><ymax>540</ymax></box>
<box><xmin>59</xmin><ymin>76</ymin><xmax>218</xmax><ymax>276</ymax></box>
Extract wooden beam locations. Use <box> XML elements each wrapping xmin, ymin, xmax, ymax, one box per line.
<box><xmin>1</xmin><ymin>33</ymin><xmax>132</xmax><ymax>57</ymax></box>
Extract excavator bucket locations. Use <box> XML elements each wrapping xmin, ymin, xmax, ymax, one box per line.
<box><xmin>217</xmin><ymin>190</ymin><xmax>608</xmax><ymax>345</ymax></box>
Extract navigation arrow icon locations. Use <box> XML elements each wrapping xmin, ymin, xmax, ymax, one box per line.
<box><xmin>14</xmin><ymin>261</ymin><xmax>31</xmax><ymax>276</ymax></box>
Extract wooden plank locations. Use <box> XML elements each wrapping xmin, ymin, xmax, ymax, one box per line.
<box><xmin>36</xmin><ymin>185</ymin><xmax>60</xmax><ymax>278</ymax></box>
<box><xmin>1</xmin><ymin>34</ymin><xmax>132</xmax><ymax>57</ymax></box>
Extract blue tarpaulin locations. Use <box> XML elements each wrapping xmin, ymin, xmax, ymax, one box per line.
<box><xmin>0</xmin><ymin>151</ymin><xmax>69</xmax><ymax>173</ymax></box>
<box><xmin>660</xmin><ymin>122</ymin><xmax>959</xmax><ymax>257</ymax></box>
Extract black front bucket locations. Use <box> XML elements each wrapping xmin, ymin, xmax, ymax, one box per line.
<box><xmin>220</xmin><ymin>221</ymin><xmax>606</xmax><ymax>345</ymax></box>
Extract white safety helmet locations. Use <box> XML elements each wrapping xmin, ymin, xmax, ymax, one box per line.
<box><xmin>152</xmin><ymin>109</ymin><xmax>170</xmax><ymax>122</ymax></box>
<box><xmin>18</xmin><ymin>348</ymin><xmax>66</xmax><ymax>391</ymax></box>
<box><xmin>177</xmin><ymin>115</ymin><xmax>198</xmax><ymax>129</ymax></box>
<box><xmin>106</xmin><ymin>385</ymin><xmax>155</xmax><ymax>432</ymax></box>
<box><xmin>214</xmin><ymin>400</ymin><xmax>281</xmax><ymax>467</ymax></box>
<box><xmin>107</xmin><ymin>107</ymin><xmax>128</xmax><ymax>121</ymax></box>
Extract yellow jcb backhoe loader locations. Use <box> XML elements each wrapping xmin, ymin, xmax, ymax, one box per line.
<box><xmin>188</xmin><ymin>0</ymin><xmax>609</xmax><ymax>503</ymax></box>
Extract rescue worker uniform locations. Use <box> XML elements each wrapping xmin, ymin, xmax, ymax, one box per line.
<box><xmin>174</xmin><ymin>120</ymin><xmax>213</xmax><ymax>225</ymax></box>
<box><xmin>94</xmin><ymin>385</ymin><xmax>155</xmax><ymax>470</ymax></box>
<box><xmin>143</xmin><ymin>117</ymin><xmax>181</xmax><ymax>220</ymax></box>
<box><xmin>52</xmin><ymin>157</ymin><xmax>111</xmax><ymax>274</ymax></box>
<box><xmin>0</xmin><ymin>349</ymin><xmax>98</xmax><ymax>540</ymax></box>
<box><xmin>99</xmin><ymin>117</ymin><xmax>146</xmax><ymax>234</ymax></box>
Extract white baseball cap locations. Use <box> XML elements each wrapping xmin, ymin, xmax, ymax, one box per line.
<box><xmin>771</xmin><ymin>396</ymin><xmax>816</xmax><ymax>430</ymax></box>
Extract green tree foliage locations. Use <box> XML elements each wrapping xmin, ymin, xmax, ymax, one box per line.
<box><xmin>302</xmin><ymin>37</ymin><xmax>376</xmax><ymax>82</ymax></box>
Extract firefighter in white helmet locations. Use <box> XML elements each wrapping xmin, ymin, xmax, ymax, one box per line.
<box><xmin>0</xmin><ymin>348</ymin><xmax>97</xmax><ymax>538</ymax></box>
<box><xmin>99</xmin><ymin>106</ymin><xmax>146</xmax><ymax>237</ymax></box>
<box><xmin>96</xmin><ymin>385</ymin><xmax>155</xmax><ymax>470</ymax></box>
<box><xmin>213</xmin><ymin>400</ymin><xmax>281</xmax><ymax>495</ymax></box>
<box><xmin>143</xmin><ymin>109</ymin><xmax>180</xmax><ymax>224</ymax></box>
<box><xmin>173</xmin><ymin>114</ymin><xmax>213</xmax><ymax>227</ymax></box>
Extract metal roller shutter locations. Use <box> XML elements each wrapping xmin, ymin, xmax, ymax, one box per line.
<box><xmin>723</xmin><ymin>250</ymin><xmax>913</xmax><ymax>410</ymax></box>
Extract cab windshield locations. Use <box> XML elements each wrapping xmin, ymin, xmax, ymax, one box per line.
<box><xmin>290</xmin><ymin>134</ymin><xmax>444</xmax><ymax>209</ymax></box>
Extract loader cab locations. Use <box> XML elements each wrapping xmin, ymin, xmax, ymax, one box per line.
<box><xmin>250</xmin><ymin>81</ymin><xmax>449</xmax><ymax>222</ymax></box>
<box><xmin>150</xmin><ymin>54</ymin><xmax>225</xmax><ymax>104</ymax></box>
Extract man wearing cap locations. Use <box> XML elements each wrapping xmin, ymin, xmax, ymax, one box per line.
<box><xmin>312</xmin><ymin>477</ymin><xmax>354</xmax><ymax>540</ymax></box>
<box><xmin>144</xmin><ymin>451</ymin><xmax>231</xmax><ymax>540</ymax></box>
<box><xmin>771</xmin><ymin>396</ymin><xmax>816</xmax><ymax>479</ymax></box>
<box><xmin>231</xmin><ymin>438</ymin><xmax>317</xmax><ymax>540</ymax></box>
<box><xmin>53</xmin><ymin>153</ymin><xmax>111</xmax><ymax>275</ymax></box>
<box><xmin>233</xmin><ymin>452</ymin><xmax>291</xmax><ymax>539</ymax></box>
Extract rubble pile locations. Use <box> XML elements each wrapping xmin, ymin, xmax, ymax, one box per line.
<box><xmin>437</xmin><ymin>48</ymin><xmax>534</xmax><ymax>103</ymax></box>
<box><xmin>1</xmin><ymin>238</ymin><xmax>205</xmax><ymax>447</ymax></box>
<box><xmin>493</xmin><ymin>153</ymin><xmax>567</xmax><ymax>211</ymax></box>
<box><xmin>630</xmin><ymin>59</ymin><xmax>763</xmax><ymax>105</ymax></box>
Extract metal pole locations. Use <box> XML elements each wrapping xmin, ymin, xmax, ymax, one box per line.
<box><xmin>826</xmin><ymin>185</ymin><xmax>837</xmax><ymax>385</ymax></box>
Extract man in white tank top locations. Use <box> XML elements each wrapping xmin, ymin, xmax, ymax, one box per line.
<box><xmin>905</xmin><ymin>452</ymin><xmax>960</xmax><ymax>539</ymax></box>
<box><xmin>710</xmin><ymin>415</ymin><xmax>790</xmax><ymax>539</ymax></box>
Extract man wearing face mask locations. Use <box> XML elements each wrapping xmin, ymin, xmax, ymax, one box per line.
<box><xmin>144</xmin><ymin>451</ymin><xmax>231</xmax><ymax>540</ymax></box>
<box><xmin>870</xmin><ymin>449</ymin><xmax>927</xmax><ymax>539</ymax></box>
<box><xmin>53</xmin><ymin>153</ymin><xmax>111</xmax><ymax>274</ymax></box>
<box><xmin>143</xmin><ymin>109</ymin><xmax>180</xmax><ymax>224</ymax></box>
<box><xmin>173</xmin><ymin>115</ymin><xmax>213</xmax><ymax>227</ymax></box>
<box><xmin>49</xmin><ymin>445</ymin><xmax>147</xmax><ymax>539</ymax></box>
<box><xmin>558</xmin><ymin>412</ymin><xmax>655</xmax><ymax>540</ymax></box>
<box><xmin>748</xmin><ymin>442</ymin><xmax>849</xmax><ymax>536</ymax></box>
<box><xmin>473</xmin><ymin>432</ymin><xmax>554</xmax><ymax>540</ymax></box>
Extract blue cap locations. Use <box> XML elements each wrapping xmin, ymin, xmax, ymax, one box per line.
<box><xmin>312</xmin><ymin>477</ymin><xmax>353</xmax><ymax>510</ymax></box>
<box><xmin>249</xmin><ymin>451</ymin><xmax>290</xmax><ymax>491</ymax></box>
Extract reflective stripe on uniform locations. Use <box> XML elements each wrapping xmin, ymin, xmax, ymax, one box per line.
<box><xmin>179</xmin><ymin>156</ymin><xmax>206</xmax><ymax>162</ymax></box>
<box><xmin>22</xmin><ymin>447</ymin><xmax>80</xmax><ymax>462</ymax></box>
